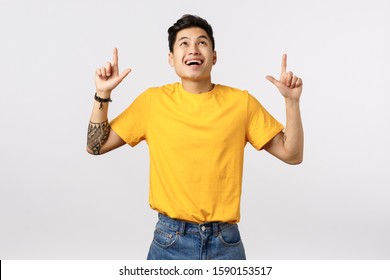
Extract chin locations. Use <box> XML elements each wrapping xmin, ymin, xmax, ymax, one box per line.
<box><xmin>180</xmin><ymin>71</ymin><xmax>211</xmax><ymax>80</ymax></box>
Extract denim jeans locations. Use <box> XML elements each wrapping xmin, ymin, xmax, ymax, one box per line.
<box><xmin>147</xmin><ymin>213</ymin><xmax>246</xmax><ymax>260</ymax></box>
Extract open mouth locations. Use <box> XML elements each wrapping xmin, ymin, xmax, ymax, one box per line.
<box><xmin>185</xmin><ymin>59</ymin><xmax>204</xmax><ymax>66</ymax></box>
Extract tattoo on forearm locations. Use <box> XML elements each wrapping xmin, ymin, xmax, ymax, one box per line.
<box><xmin>87</xmin><ymin>120</ymin><xmax>110</xmax><ymax>155</ymax></box>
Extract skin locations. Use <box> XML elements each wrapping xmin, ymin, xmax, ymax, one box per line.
<box><xmin>264</xmin><ymin>54</ymin><xmax>304</xmax><ymax>164</ymax></box>
<box><xmin>87</xmin><ymin>27</ymin><xmax>303</xmax><ymax>165</ymax></box>
<box><xmin>86</xmin><ymin>48</ymin><xmax>128</xmax><ymax>154</ymax></box>
<box><xmin>168</xmin><ymin>27</ymin><xmax>216</xmax><ymax>94</ymax></box>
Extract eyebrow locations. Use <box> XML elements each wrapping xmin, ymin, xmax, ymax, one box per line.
<box><xmin>177</xmin><ymin>35</ymin><xmax>210</xmax><ymax>42</ymax></box>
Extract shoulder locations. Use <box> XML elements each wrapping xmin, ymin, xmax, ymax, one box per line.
<box><xmin>133</xmin><ymin>83</ymin><xmax>179</xmax><ymax>103</ymax></box>
<box><xmin>144</xmin><ymin>83</ymin><xmax>179</xmax><ymax>95</ymax></box>
<box><xmin>215</xmin><ymin>85</ymin><xmax>265</xmax><ymax>111</ymax></box>
<box><xmin>214</xmin><ymin>84</ymin><xmax>250</xmax><ymax>99</ymax></box>
<box><xmin>215</xmin><ymin>84</ymin><xmax>247</xmax><ymax>93</ymax></box>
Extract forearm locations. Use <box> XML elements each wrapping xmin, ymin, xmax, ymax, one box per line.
<box><xmin>283</xmin><ymin>99</ymin><xmax>304</xmax><ymax>163</ymax></box>
<box><xmin>87</xmin><ymin>48</ymin><xmax>131</xmax><ymax>155</ymax></box>
<box><xmin>87</xmin><ymin>92</ymin><xmax>111</xmax><ymax>155</ymax></box>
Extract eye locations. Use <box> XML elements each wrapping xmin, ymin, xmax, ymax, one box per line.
<box><xmin>199</xmin><ymin>41</ymin><xmax>207</xmax><ymax>46</ymax></box>
<box><xmin>180</xmin><ymin>41</ymin><xmax>188</xmax><ymax>47</ymax></box>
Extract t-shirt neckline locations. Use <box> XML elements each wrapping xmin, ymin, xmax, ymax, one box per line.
<box><xmin>178</xmin><ymin>83</ymin><xmax>217</xmax><ymax>99</ymax></box>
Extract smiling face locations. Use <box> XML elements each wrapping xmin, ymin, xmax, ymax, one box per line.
<box><xmin>168</xmin><ymin>27</ymin><xmax>217</xmax><ymax>85</ymax></box>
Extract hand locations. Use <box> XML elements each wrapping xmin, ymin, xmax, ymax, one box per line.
<box><xmin>95</xmin><ymin>48</ymin><xmax>132</xmax><ymax>98</ymax></box>
<box><xmin>266</xmin><ymin>54</ymin><xmax>303</xmax><ymax>101</ymax></box>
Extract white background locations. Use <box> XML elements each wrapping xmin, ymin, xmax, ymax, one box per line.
<box><xmin>0</xmin><ymin>0</ymin><xmax>389</xmax><ymax>259</ymax></box>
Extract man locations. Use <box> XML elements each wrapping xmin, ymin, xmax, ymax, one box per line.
<box><xmin>87</xmin><ymin>15</ymin><xmax>303</xmax><ymax>260</ymax></box>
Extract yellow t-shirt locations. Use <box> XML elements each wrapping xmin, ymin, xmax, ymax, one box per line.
<box><xmin>110</xmin><ymin>83</ymin><xmax>283</xmax><ymax>223</ymax></box>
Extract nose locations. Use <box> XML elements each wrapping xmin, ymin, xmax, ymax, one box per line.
<box><xmin>188</xmin><ymin>43</ymin><xmax>200</xmax><ymax>55</ymax></box>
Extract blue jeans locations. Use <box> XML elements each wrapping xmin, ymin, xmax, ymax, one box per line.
<box><xmin>147</xmin><ymin>213</ymin><xmax>246</xmax><ymax>260</ymax></box>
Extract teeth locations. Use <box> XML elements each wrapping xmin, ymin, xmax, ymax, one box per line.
<box><xmin>186</xmin><ymin>60</ymin><xmax>202</xmax><ymax>65</ymax></box>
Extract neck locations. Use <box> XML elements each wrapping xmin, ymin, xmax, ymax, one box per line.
<box><xmin>181</xmin><ymin>78</ymin><xmax>213</xmax><ymax>94</ymax></box>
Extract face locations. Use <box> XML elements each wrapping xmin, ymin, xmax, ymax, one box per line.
<box><xmin>168</xmin><ymin>27</ymin><xmax>217</xmax><ymax>83</ymax></box>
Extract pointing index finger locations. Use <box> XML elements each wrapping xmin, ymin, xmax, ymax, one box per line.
<box><xmin>112</xmin><ymin>47</ymin><xmax>118</xmax><ymax>66</ymax></box>
<box><xmin>281</xmin><ymin>53</ymin><xmax>287</xmax><ymax>74</ymax></box>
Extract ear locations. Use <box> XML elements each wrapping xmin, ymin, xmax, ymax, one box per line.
<box><xmin>213</xmin><ymin>51</ymin><xmax>217</xmax><ymax>65</ymax></box>
<box><xmin>168</xmin><ymin>52</ymin><xmax>174</xmax><ymax>67</ymax></box>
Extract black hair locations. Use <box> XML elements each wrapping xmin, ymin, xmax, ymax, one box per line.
<box><xmin>168</xmin><ymin>14</ymin><xmax>215</xmax><ymax>53</ymax></box>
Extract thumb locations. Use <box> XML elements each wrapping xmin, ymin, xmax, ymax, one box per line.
<box><xmin>265</xmin><ymin>75</ymin><xmax>281</xmax><ymax>87</ymax></box>
<box><xmin>117</xmin><ymin>68</ymin><xmax>132</xmax><ymax>83</ymax></box>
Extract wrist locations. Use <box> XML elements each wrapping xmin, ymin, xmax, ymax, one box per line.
<box><xmin>94</xmin><ymin>92</ymin><xmax>112</xmax><ymax>110</ymax></box>
<box><xmin>284</xmin><ymin>97</ymin><xmax>300</xmax><ymax>105</ymax></box>
<box><xmin>96</xmin><ymin>90</ymin><xmax>112</xmax><ymax>99</ymax></box>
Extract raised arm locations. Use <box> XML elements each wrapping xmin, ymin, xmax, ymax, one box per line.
<box><xmin>264</xmin><ymin>54</ymin><xmax>304</xmax><ymax>164</ymax></box>
<box><xmin>86</xmin><ymin>48</ymin><xmax>132</xmax><ymax>155</ymax></box>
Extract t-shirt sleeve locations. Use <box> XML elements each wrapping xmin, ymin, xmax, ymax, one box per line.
<box><xmin>110</xmin><ymin>90</ymin><xmax>150</xmax><ymax>147</ymax></box>
<box><xmin>246</xmin><ymin>93</ymin><xmax>284</xmax><ymax>150</ymax></box>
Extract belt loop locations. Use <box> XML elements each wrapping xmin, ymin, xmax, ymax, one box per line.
<box><xmin>213</xmin><ymin>223</ymin><xmax>220</xmax><ymax>236</ymax></box>
<box><xmin>178</xmin><ymin>221</ymin><xmax>186</xmax><ymax>236</ymax></box>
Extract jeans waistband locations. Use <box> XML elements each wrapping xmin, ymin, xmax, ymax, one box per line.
<box><xmin>157</xmin><ymin>213</ymin><xmax>233</xmax><ymax>236</ymax></box>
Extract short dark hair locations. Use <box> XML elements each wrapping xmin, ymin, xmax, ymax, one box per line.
<box><xmin>168</xmin><ymin>14</ymin><xmax>215</xmax><ymax>53</ymax></box>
